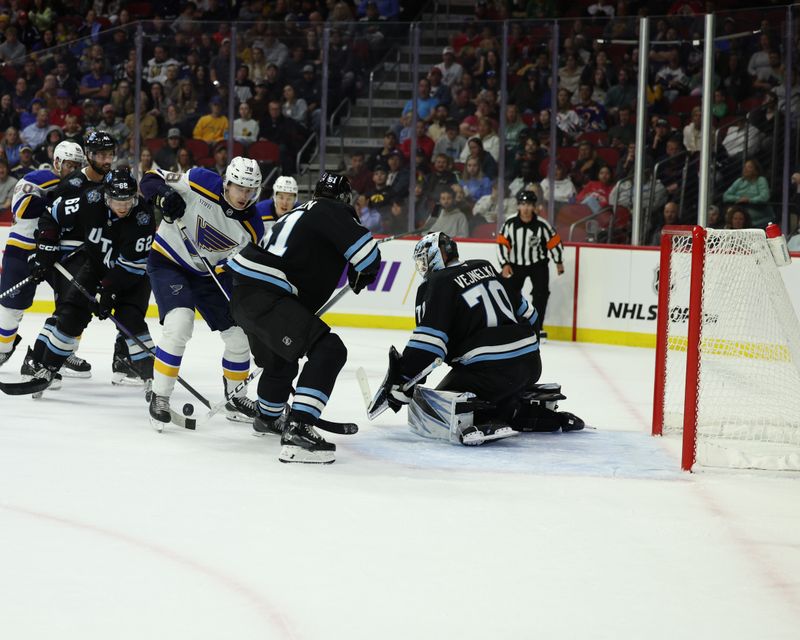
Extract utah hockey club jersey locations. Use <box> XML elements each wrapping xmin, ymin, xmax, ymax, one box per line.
<box><xmin>140</xmin><ymin>167</ymin><xmax>265</xmax><ymax>276</ymax></box>
<box><xmin>229</xmin><ymin>198</ymin><xmax>380</xmax><ymax>312</ymax></box>
<box><xmin>399</xmin><ymin>259</ymin><xmax>539</xmax><ymax>381</ymax></box>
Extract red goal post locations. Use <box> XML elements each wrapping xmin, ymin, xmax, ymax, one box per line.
<box><xmin>651</xmin><ymin>225</ymin><xmax>800</xmax><ymax>472</ymax></box>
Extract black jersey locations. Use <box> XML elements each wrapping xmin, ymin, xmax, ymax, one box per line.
<box><xmin>399</xmin><ymin>259</ymin><xmax>539</xmax><ymax>381</ymax></box>
<box><xmin>229</xmin><ymin>198</ymin><xmax>381</xmax><ymax>312</ymax></box>
<box><xmin>42</xmin><ymin>185</ymin><xmax>156</xmax><ymax>292</ymax></box>
<box><xmin>45</xmin><ymin>168</ymin><xmax>105</xmax><ymax>245</ymax></box>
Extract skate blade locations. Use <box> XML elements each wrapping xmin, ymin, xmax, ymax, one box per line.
<box><xmin>226</xmin><ymin>412</ymin><xmax>255</xmax><ymax>424</ymax></box>
<box><xmin>278</xmin><ymin>445</ymin><xmax>335</xmax><ymax>464</ymax></box>
<box><xmin>61</xmin><ymin>370</ymin><xmax>91</xmax><ymax>379</ymax></box>
<box><xmin>112</xmin><ymin>373</ymin><xmax>145</xmax><ymax>386</ymax></box>
<box><xmin>150</xmin><ymin>416</ymin><xmax>165</xmax><ymax>433</ymax></box>
<box><xmin>461</xmin><ymin>427</ymin><xmax>519</xmax><ymax>446</ymax></box>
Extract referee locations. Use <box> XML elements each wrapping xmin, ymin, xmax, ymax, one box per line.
<box><xmin>497</xmin><ymin>191</ymin><xmax>564</xmax><ymax>339</ymax></box>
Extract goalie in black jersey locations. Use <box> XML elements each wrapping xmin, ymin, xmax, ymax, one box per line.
<box><xmin>368</xmin><ymin>232</ymin><xmax>583</xmax><ymax>445</ymax></box>
<box><xmin>229</xmin><ymin>172</ymin><xmax>381</xmax><ymax>464</ymax></box>
<box><xmin>21</xmin><ymin>169</ymin><xmax>156</xmax><ymax>393</ymax></box>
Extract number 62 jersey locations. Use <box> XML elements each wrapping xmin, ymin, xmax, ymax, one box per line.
<box><xmin>398</xmin><ymin>259</ymin><xmax>540</xmax><ymax>382</ymax></box>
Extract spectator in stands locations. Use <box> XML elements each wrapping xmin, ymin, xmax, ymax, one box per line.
<box><xmin>156</xmin><ymin>129</ymin><xmax>184</xmax><ymax>171</ymax></box>
<box><xmin>355</xmin><ymin>193</ymin><xmax>383</xmax><ymax>233</ymax></box>
<box><xmin>384</xmin><ymin>197</ymin><xmax>408</xmax><ymax>235</ymax></box>
<box><xmin>29</xmin><ymin>0</ymin><xmax>55</xmax><ymax>33</ymax></box>
<box><xmin>20</xmin><ymin>60</ymin><xmax>43</xmax><ymax>97</ymax></box>
<box><xmin>433</xmin><ymin>119</ymin><xmax>466</xmax><ymax>162</ymax></box>
<box><xmin>449</xmin><ymin>89</ymin><xmax>475</xmax><ymax>125</ymax></box>
<box><xmin>472</xmin><ymin>183</ymin><xmax>516</xmax><ymax>224</ymax></box>
<box><xmin>570</xmin><ymin>140</ymin><xmax>603</xmax><ymax>189</ymax></box>
<box><xmin>20</xmin><ymin>98</ymin><xmax>44</xmax><ymax>130</ymax></box>
<box><xmin>80</xmin><ymin>57</ymin><xmax>112</xmax><ymax>103</ymax></box>
<box><xmin>576</xmin><ymin>165</ymin><xmax>614</xmax><ymax>213</ymax></box>
<box><xmin>608</xmin><ymin>105</ymin><xmax>635</xmax><ymax>150</ymax></box>
<box><xmin>345</xmin><ymin>152</ymin><xmax>373</xmax><ymax>195</ymax></box>
<box><xmin>649</xmin><ymin>201</ymin><xmax>680</xmax><ymax>245</ymax></box>
<box><xmin>555</xmin><ymin>88</ymin><xmax>581</xmax><ymax>140</ymax></box>
<box><xmin>296</xmin><ymin>65</ymin><xmax>321</xmax><ymax>130</ymax></box>
<box><xmin>437</xmin><ymin>47</ymin><xmax>464</xmax><ymax>88</ymax></box>
<box><xmin>427</xmin><ymin>67</ymin><xmax>450</xmax><ymax>107</ymax></box>
<box><xmin>423</xmin><ymin>153</ymin><xmax>459</xmax><ymax>201</ymax></box>
<box><xmin>247</xmin><ymin>44</ymin><xmax>270</xmax><ymax>86</ymax></box>
<box><xmin>12</xmin><ymin>145</ymin><xmax>35</xmax><ymax>179</ymax></box>
<box><xmin>0</xmin><ymin>159</ymin><xmax>17</xmax><ymax>211</ymax></box>
<box><xmin>0</xmin><ymin>94</ymin><xmax>18</xmax><ymax>131</ymax></box>
<box><xmin>587</xmin><ymin>0</ymin><xmax>614</xmax><ymax>17</ymax></box>
<box><xmin>655</xmin><ymin>48</ymin><xmax>689</xmax><ymax>104</ymax></box>
<box><xmin>461</xmin><ymin>117</ymin><xmax>499</xmax><ymax>163</ymax></box>
<box><xmin>747</xmin><ymin>34</ymin><xmax>773</xmax><ymax>86</ymax></box>
<box><xmin>260</xmin><ymin>64</ymin><xmax>283</xmax><ymax>104</ymax></box>
<box><xmin>3</xmin><ymin>127</ymin><xmax>22</xmax><ymax>166</ymax></box>
<box><xmin>367</xmin><ymin>163</ymin><xmax>394</xmax><ymax>218</ymax></box>
<box><xmin>402</xmin><ymin>78</ymin><xmax>439</xmax><ymax>123</ymax></box>
<box><xmin>234</xmin><ymin>102</ymin><xmax>260</xmax><ymax>146</ymax></box>
<box><xmin>370</xmin><ymin>130</ymin><xmax>399</xmax><ymax>169</ymax></box>
<box><xmin>725</xmin><ymin>206</ymin><xmax>752</xmax><ymax>230</ymax></box>
<box><xmin>21</xmin><ymin>107</ymin><xmax>53</xmax><ymax>150</ymax></box>
<box><xmin>511</xmin><ymin>68</ymin><xmax>543</xmax><ymax>115</ymax></box>
<box><xmin>707</xmin><ymin>205</ymin><xmax>724</xmax><ymax>229</ymax></box>
<box><xmin>50</xmin><ymin>90</ymin><xmax>80</xmax><ymax>130</ymax></box>
<box><xmin>458</xmin><ymin>98</ymin><xmax>492</xmax><ymax>139</ymax></box>
<box><xmin>540</xmin><ymin>161</ymin><xmax>576</xmax><ymax>207</ymax></box>
<box><xmin>722</xmin><ymin>159</ymin><xmax>773</xmax><ymax>227</ymax></box>
<box><xmin>210</xmin><ymin>38</ymin><xmax>232</xmax><ymax>88</ymax></box>
<box><xmin>262</xmin><ymin>29</ymin><xmax>290</xmax><ymax>68</ymax></box>
<box><xmin>605</xmin><ymin>68</ymin><xmax>636</xmax><ymax>119</ymax></box>
<box><xmin>193</xmin><ymin>96</ymin><xmax>228</xmax><ymax>144</ymax></box>
<box><xmin>138</xmin><ymin>146</ymin><xmax>157</xmax><ymax>175</ymax></box>
<box><xmin>110</xmin><ymin>81</ymin><xmax>134</xmax><ymax>119</ymax></box>
<box><xmin>399</xmin><ymin>120</ymin><xmax>434</xmax><ymax>160</ymax></box>
<box><xmin>752</xmin><ymin>49</ymin><xmax>783</xmax><ymax>94</ymax></box>
<box><xmin>574</xmin><ymin>83</ymin><xmax>608</xmax><ymax>132</ymax></box>
<box><xmin>95</xmin><ymin>104</ymin><xmax>130</xmax><ymax>147</ymax></box>
<box><xmin>210</xmin><ymin>142</ymin><xmax>228</xmax><ymax>177</ymax></box>
<box><xmin>62</xmin><ymin>114</ymin><xmax>84</xmax><ymax>144</ymax></box>
<box><xmin>614</xmin><ymin>141</ymin><xmax>636</xmax><ymax>181</ymax></box>
<box><xmin>54</xmin><ymin>60</ymin><xmax>80</xmax><ymax>98</ymax></box>
<box><xmin>172</xmin><ymin>147</ymin><xmax>196</xmax><ymax>174</ymax></box>
<box><xmin>430</xmin><ymin>187</ymin><xmax>469</xmax><ymax>238</ymax></box>
<box><xmin>125</xmin><ymin>94</ymin><xmax>158</xmax><ymax>140</ymax></box>
<box><xmin>427</xmin><ymin>105</ymin><xmax>450</xmax><ymax>143</ymax></box>
<box><xmin>683</xmin><ymin>106</ymin><xmax>702</xmax><ymax>155</ymax></box>
<box><xmin>460</xmin><ymin>157</ymin><xmax>492</xmax><ymax>206</ymax></box>
<box><xmin>649</xmin><ymin>117</ymin><xmax>672</xmax><ymax>161</ymax></box>
<box><xmin>657</xmin><ymin>136</ymin><xmax>687</xmax><ymax>200</ymax></box>
<box><xmin>462</xmin><ymin>136</ymin><xmax>497</xmax><ymax>180</ymax></box>
<box><xmin>0</xmin><ymin>26</ymin><xmax>25</xmax><ymax>62</ymax></box>
<box><xmin>146</xmin><ymin>45</ymin><xmax>180</xmax><ymax>87</ymax></box>
<box><xmin>12</xmin><ymin>79</ymin><xmax>33</xmax><ymax>116</ymax></box>
<box><xmin>558</xmin><ymin>54</ymin><xmax>584</xmax><ymax>96</ymax></box>
<box><xmin>35</xmin><ymin>74</ymin><xmax>58</xmax><ymax>111</ymax></box>
<box><xmin>504</xmin><ymin>104</ymin><xmax>527</xmax><ymax>151</ymax></box>
<box><xmin>281</xmin><ymin>85</ymin><xmax>308</xmax><ymax>130</ymax></box>
<box><xmin>385</xmin><ymin>150</ymin><xmax>410</xmax><ymax>200</ymax></box>
<box><xmin>82</xmin><ymin>99</ymin><xmax>102</xmax><ymax>130</ymax></box>
<box><xmin>234</xmin><ymin>66</ymin><xmax>256</xmax><ymax>105</ymax></box>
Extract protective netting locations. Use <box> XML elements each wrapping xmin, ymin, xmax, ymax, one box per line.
<box><xmin>662</xmin><ymin>229</ymin><xmax>800</xmax><ymax>471</ymax></box>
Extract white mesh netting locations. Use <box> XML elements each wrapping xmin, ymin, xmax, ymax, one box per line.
<box><xmin>661</xmin><ymin>229</ymin><xmax>800</xmax><ymax>471</ymax></box>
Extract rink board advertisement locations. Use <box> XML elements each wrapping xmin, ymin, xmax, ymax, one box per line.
<box><xmin>3</xmin><ymin>224</ymin><xmax>800</xmax><ymax>348</ymax></box>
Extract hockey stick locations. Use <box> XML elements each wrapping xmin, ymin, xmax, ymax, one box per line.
<box><xmin>174</xmin><ymin>218</ymin><xmax>232</xmax><ymax>302</ymax></box>
<box><xmin>357</xmin><ymin>356</ymin><xmax>443</xmax><ymax>421</ymax></box>
<box><xmin>0</xmin><ymin>243</ymin><xmax>86</xmax><ymax>301</ymax></box>
<box><xmin>53</xmin><ymin>262</ymin><xmax>212</xmax><ymax>410</ymax></box>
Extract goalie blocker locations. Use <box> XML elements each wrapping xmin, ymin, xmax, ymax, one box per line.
<box><xmin>368</xmin><ymin>232</ymin><xmax>583</xmax><ymax>445</ymax></box>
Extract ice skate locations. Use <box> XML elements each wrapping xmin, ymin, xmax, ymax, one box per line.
<box><xmin>62</xmin><ymin>353</ymin><xmax>92</xmax><ymax>378</ymax></box>
<box><xmin>0</xmin><ymin>335</ymin><xmax>22</xmax><ymax>367</ymax></box>
<box><xmin>253</xmin><ymin>412</ymin><xmax>285</xmax><ymax>437</ymax></box>
<box><xmin>279</xmin><ymin>417</ymin><xmax>335</xmax><ymax>464</ymax></box>
<box><xmin>149</xmin><ymin>393</ymin><xmax>171</xmax><ymax>432</ymax></box>
<box><xmin>20</xmin><ymin>348</ymin><xmax>61</xmax><ymax>391</ymax></box>
<box><xmin>460</xmin><ymin>423</ymin><xmax>518</xmax><ymax>446</ymax></box>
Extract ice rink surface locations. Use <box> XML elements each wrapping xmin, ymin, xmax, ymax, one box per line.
<box><xmin>1</xmin><ymin>314</ymin><xmax>799</xmax><ymax>639</ymax></box>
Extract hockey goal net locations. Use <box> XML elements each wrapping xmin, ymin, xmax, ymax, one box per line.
<box><xmin>652</xmin><ymin>226</ymin><xmax>800</xmax><ymax>471</ymax></box>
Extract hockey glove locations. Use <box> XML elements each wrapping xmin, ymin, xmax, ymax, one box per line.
<box><xmin>29</xmin><ymin>228</ymin><xmax>60</xmax><ymax>283</ymax></box>
<box><xmin>387</xmin><ymin>383</ymin><xmax>413</xmax><ymax>412</ymax></box>
<box><xmin>154</xmin><ymin>187</ymin><xmax>186</xmax><ymax>223</ymax></box>
<box><xmin>347</xmin><ymin>260</ymin><xmax>379</xmax><ymax>295</ymax></box>
<box><xmin>93</xmin><ymin>282</ymin><xmax>116</xmax><ymax>320</ymax></box>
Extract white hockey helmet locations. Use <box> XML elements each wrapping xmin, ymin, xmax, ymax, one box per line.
<box><xmin>273</xmin><ymin>175</ymin><xmax>298</xmax><ymax>195</ymax></box>
<box><xmin>413</xmin><ymin>232</ymin><xmax>459</xmax><ymax>279</ymax></box>
<box><xmin>53</xmin><ymin>141</ymin><xmax>86</xmax><ymax>175</ymax></box>
<box><xmin>224</xmin><ymin>156</ymin><xmax>262</xmax><ymax>209</ymax></box>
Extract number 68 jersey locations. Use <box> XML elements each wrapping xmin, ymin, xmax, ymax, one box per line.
<box><xmin>399</xmin><ymin>259</ymin><xmax>540</xmax><ymax>382</ymax></box>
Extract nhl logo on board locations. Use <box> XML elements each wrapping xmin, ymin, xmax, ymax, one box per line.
<box><xmin>282</xmin><ymin>336</ymin><xmax>292</xmax><ymax>346</ymax></box>
<box><xmin>87</xmin><ymin>189</ymin><xmax>101</xmax><ymax>203</ymax></box>
<box><xmin>136</xmin><ymin>211</ymin><xmax>150</xmax><ymax>226</ymax></box>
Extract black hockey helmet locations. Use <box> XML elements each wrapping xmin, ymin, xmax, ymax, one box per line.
<box><xmin>516</xmin><ymin>190</ymin><xmax>537</xmax><ymax>205</ymax></box>
<box><xmin>104</xmin><ymin>168</ymin><xmax>137</xmax><ymax>200</ymax></box>
<box><xmin>314</xmin><ymin>172</ymin><xmax>353</xmax><ymax>205</ymax></box>
<box><xmin>84</xmin><ymin>130</ymin><xmax>116</xmax><ymax>153</ymax></box>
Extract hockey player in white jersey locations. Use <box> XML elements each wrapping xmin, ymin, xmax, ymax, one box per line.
<box><xmin>0</xmin><ymin>141</ymin><xmax>85</xmax><ymax>374</ymax></box>
<box><xmin>140</xmin><ymin>157</ymin><xmax>266</xmax><ymax>427</ymax></box>
<box><xmin>255</xmin><ymin>175</ymin><xmax>298</xmax><ymax>230</ymax></box>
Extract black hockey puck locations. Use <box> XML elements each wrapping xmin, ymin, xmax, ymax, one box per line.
<box><xmin>183</xmin><ymin>403</ymin><xmax>194</xmax><ymax>416</ymax></box>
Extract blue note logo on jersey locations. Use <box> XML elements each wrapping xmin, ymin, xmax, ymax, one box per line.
<box><xmin>195</xmin><ymin>217</ymin><xmax>237</xmax><ymax>252</ymax></box>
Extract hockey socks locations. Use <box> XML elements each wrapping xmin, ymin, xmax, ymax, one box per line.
<box><xmin>0</xmin><ymin>306</ymin><xmax>23</xmax><ymax>358</ymax></box>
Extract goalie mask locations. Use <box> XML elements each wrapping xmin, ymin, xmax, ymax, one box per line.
<box><xmin>413</xmin><ymin>232</ymin><xmax>459</xmax><ymax>279</ymax></box>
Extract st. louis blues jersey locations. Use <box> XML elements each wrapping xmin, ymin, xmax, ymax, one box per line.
<box><xmin>229</xmin><ymin>198</ymin><xmax>381</xmax><ymax>313</ymax></box>
<box><xmin>140</xmin><ymin>167</ymin><xmax>265</xmax><ymax>277</ymax></box>
<box><xmin>43</xmin><ymin>185</ymin><xmax>156</xmax><ymax>292</ymax></box>
<box><xmin>5</xmin><ymin>169</ymin><xmax>61</xmax><ymax>252</ymax></box>
<box><xmin>255</xmin><ymin>197</ymin><xmax>299</xmax><ymax>233</ymax></box>
<box><xmin>399</xmin><ymin>259</ymin><xmax>539</xmax><ymax>381</ymax></box>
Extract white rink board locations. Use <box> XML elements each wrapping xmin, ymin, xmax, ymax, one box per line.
<box><xmin>3</xmin><ymin>225</ymin><xmax>800</xmax><ymax>346</ymax></box>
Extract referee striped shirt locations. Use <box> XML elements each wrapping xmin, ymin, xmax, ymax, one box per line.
<box><xmin>497</xmin><ymin>215</ymin><xmax>563</xmax><ymax>267</ymax></box>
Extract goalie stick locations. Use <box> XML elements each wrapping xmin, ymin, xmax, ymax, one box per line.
<box><xmin>357</xmin><ymin>353</ymin><xmax>443</xmax><ymax>420</ymax></box>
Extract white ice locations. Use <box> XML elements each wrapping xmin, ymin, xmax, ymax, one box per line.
<box><xmin>1</xmin><ymin>314</ymin><xmax>799</xmax><ymax>640</ymax></box>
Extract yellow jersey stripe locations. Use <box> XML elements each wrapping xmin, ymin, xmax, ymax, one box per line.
<box><xmin>243</xmin><ymin>220</ymin><xmax>257</xmax><ymax>243</ymax></box>
<box><xmin>13</xmin><ymin>195</ymin><xmax>31</xmax><ymax>218</ymax></box>
<box><xmin>154</xmin><ymin>360</ymin><xmax>180</xmax><ymax>377</ymax></box>
<box><xmin>223</xmin><ymin>368</ymin><xmax>249</xmax><ymax>381</ymax></box>
<box><xmin>0</xmin><ymin>332</ymin><xmax>17</xmax><ymax>343</ymax></box>
<box><xmin>6</xmin><ymin>238</ymin><xmax>35</xmax><ymax>250</ymax></box>
<box><xmin>189</xmin><ymin>181</ymin><xmax>220</xmax><ymax>201</ymax></box>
